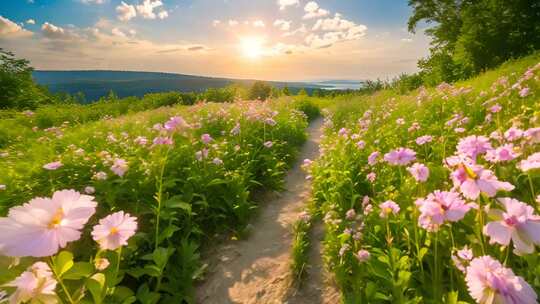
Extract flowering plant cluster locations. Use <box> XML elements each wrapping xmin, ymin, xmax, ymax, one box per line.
<box><xmin>311</xmin><ymin>55</ymin><xmax>540</xmax><ymax>303</ymax></box>
<box><xmin>0</xmin><ymin>99</ymin><xmax>312</xmax><ymax>302</ymax></box>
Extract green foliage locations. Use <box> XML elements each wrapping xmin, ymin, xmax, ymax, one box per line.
<box><xmin>294</xmin><ymin>98</ymin><xmax>321</xmax><ymax>121</ymax></box>
<box><xmin>290</xmin><ymin>215</ymin><xmax>312</xmax><ymax>282</ymax></box>
<box><xmin>0</xmin><ymin>49</ymin><xmax>52</xmax><ymax>109</ymax></box>
<box><xmin>248</xmin><ymin>81</ymin><xmax>272</xmax><ymax>100</ymax></box>
<box><xmin>409</xmin><ymin>0</ymin><xmax>540</xmax><ymax>84</ymax></box>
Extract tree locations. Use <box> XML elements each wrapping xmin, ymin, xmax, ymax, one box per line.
<box><xmin>282</xmin><ymin>86</ymin><xmax>291</xmax><ymax>96</ymax></box>
<box><xmin>248</xmin><ymin>81</ymin><xmax>272</xmax><ymax>100</ymax></box>
<box><xmin>0</xmin><ymin>48</ymin><xmax>51</xmax><ymax>109</ymax></box>
<box><xmin>408</xmin><ymin>0</ymin><xmax>540</xmax><ymax>83</ymax></box>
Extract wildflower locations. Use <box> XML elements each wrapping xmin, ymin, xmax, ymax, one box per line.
<box><xmin>489</xmin><ymin>104</ymin><xmax>502</xmax><ymax>113</ymax></box>
<box><xmin>0</xmin><ymin>190</ymin><xmax>97</xmax><ymax>257</ymax></box>
<box><xmin>134</xmin><ymin>136</ymin><xmax>148</xmax><ymax>146</ymax></box>
<box><xmin>416</xmin><ymin>135</ymin><xmax>433</xmax><ymax>145</ymax></box>
<box><xmin>396</xmin><ymin>118</ymin><xmax>405</xmax><ymax>125</ymax></box>
<box><xmin>416</xmin><ymin>190</ymin><xmax>474</xmax><ymax>232</ymax></box>
<box><xmin>93</xmin><ymin>171</ymin><xmax>108</xmax><ymax>181</ymax></box>
<box><xmin>152</xmin><ymin>136</ymin><xmax>173</xmax><ymax>146</ymax></box>
<box><xmin>0</xmin><ymin>184</ymin><xmax>5</xmax><ymax>191</ymax></box>
<box><xmin>450</xmin><ymin>163</ymin><xmax>514</xmax><ymax>200</ymax></box>
<box><xmin>379</xmin><ymin>200</ymin><xmax>400</xmax><ymax>218</ymax></box>
<box><xmin>264</xmin><ymin>141</ymin><xmax>273</xmax><ymax>148</ymax></box>
<box><xmin>164</xmin><ymin>116</ymin><xmax>189</xmax><ymax>131</ymax></box>
<box><xmin>201</xmin><ymin>134</ymin><xmax>213</xmax><ymax>144</ymax></box>
<box><xmin>356</xmin><ymin>140</ymin><xmax>365</xmax><ymax>149</ymax></box>
<box><xmin>111</xmin><ymin>158</ymin><xmax>128</xmax><ymax>177</ymax></box>
<box><xmin>452</xmin><ymin>246</ymin><xmax>474</xmax><ymax>273</ymax></box>
<box><xmin>298</xmin><ymin>211</ymin><xmax>311</xmax><ymax>223</ymax></box>
<box><xmin>264</xmin><ymin>117</ymin><xmax>277</xmax><ymax>126</ymax></box>
<box><xmin>4</xmin><ymin>262</ymin><xmax>58</xmax><ymax>304</ymax></box>
<box><xmin>356</xmin><ymin>250</ymin><xmax>370</xmax><ymax>263</ymax></box>
<box><xmin>195</xmin><ymin>149</ymin><xmax>208</xmax><ymax>161</ymax></box>
<box><xmin>43</xmin><ymin>161</ymin><xmax>63</xmax><ymax>171</ymax></box>
<box><xmin>484</xmin><ymin>144</ymin><xmax>520</xmax><ymax>163</ymax></box>
<box><xmin>339</xmin><ymin>244</ymin><xmax>350</xmax><ymax>256</ymax></box>
<box><xmin>457</xmin><ymin>135</ymin><xmax>492</xmax><ymax>160</ymax></box>
<box><xmin>345</xmin><ymin>209</ymin><xmax>356</xmax><ymax>220</ymax></box>
<box><xmin>518</xmin><ymin>152</ymin><xmax>540</xmax><ymax>172</ymax></box>
<box><xmin>84</xmin><ymin>186</ymin><xmax>95</xmax><ymax>194</ymax></box>
<box><xmin>91</xmin><ymin>211</ymin><xmax>137</xmax><ymax>251</ymax></box>
<box><xmin>368</xmin><ymin>151</ymin><xmax>380</xmax><ymax>165</ymax></box>
<box><xmin>384</xmin><ymin>148</ymin><xmax>416</xmax><ymax>166</ymax></box>
<box><xmin>366</xmin><ymin>172</ymin><xmax>376</xmax><ymax>183</ymax></box>
<box><xmin>338</xmin><ymin>128</ymin><xmax>349</xmax><ymax>137</ymax></box>
<box><xmin>518</xmin><ymin>87</ymin><xmax>530</xmax><ymax>97</ymax></box>
<box><xmin>230</xmin><ymin>123</ymin><xmax>241</xmax><ymax>136</ymax></box>
<box><xmin>504</xmin><ymin>127</ymin><xmax>523</xmax><ymax>142</ymax></box>
<box><xmin>466</xmin><ymin>255</ymin><xmax>537</xmax><ymax>304</ymax></box>
<box><xmin>484</xmin><ymin>198</ymin><xmax>540</xmax><ymax>255</ymax></box>
<box><xmin>454</xmin><ymin>127</ymin><xmax>466</xmax><ymax>133</ymax></box>
<box><xmin>212</xmin><ymin>157</ymin><xmax>223</xmax><ymax>165</ymax></box>
<box><xmin>524</xmin><ymin>127</ymin><xmax>540</xmax><ymax>143</ymax></box>
<box><xmin>407</xmin><ymin>163</ymin><xmax>429</xmax><ymax>182</ymax></box>
<box><xmin>94</xmin><ymin>258</ymin><xmax>110</xmax><ymax>271</ymax></box>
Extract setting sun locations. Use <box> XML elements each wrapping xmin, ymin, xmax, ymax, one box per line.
<box><xmin>240</xmin><ymin>36</ymin><xmax>265</xmax><ymax>59</ymax></box>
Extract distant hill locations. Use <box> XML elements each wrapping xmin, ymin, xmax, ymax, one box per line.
<box><xmin>32</xmin><ymin>70</ymin><xmax>331</xmax><ymax>102</ymax></box>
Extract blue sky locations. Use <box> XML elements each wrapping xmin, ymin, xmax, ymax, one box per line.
<box><xmin>0</xmin><ymin>0</ymin><xmax>430</xmax><ymax>81</ymax></box>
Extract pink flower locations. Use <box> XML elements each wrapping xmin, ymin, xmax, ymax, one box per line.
<box><xmin>368</xmin><ymin>151</ymin><xmax>380</xmax><ymax>165</ymax></box>
<box><xmin>91</xmin><ymin>211</ymin><xmax>137</xmax><ymax>250</ymax></box>
<box><xmin>164</xmin><ymin>116</ymin><xmax>189</xmax><ymax>131</ymax></box>
<box><xmin>466</xmin><ymin>255</ymin><xmax>537</xmax><ymax>304</ymax></box>
<box><xmin>366</xmin><ymin>172</ymin><xmax>376</xmax><ymax>183</ymax></box>
<box><xmin>356</xmin><ymin>140</ymin><xmax>366</xmax><ymax>149</ymax></box>
<box><xmin>195</xmin><ymin>149</ymin><xmax>208</xmax><ymax>161</ymax></box>
<box><xmin>415</xmin><ymin>135</ymin><xmax>433</xmax><ymax>145</ymax></box>
<box><xmin>43</xmin><ymin>161</ymin><xmax>63</xmax><ymax>171</ymax></box>
<box><xmin>94</xmin><ymin>258</ymin><xmax>110</xmax><ymax>271</ymax></box>
<box><xmin>345</xmin><ymin>209</ymin><xmax>356</xmax><ymax>220</ymax></box>
<box><xmin>524</xmin><ymin>127</ymin><xmax>540</xmax><ymax>143</ymax></box>
<box><xmin>134</xmin><ymin>136</ymin><xmax>148</xmax><ymax>146</ymax></box>
<box><xmin>504</xmin><ymin>127</ymin><xmax>523</xmax><ymax>141</ymax></box>
<box><xmin>264</xmin><ymin>141</ymin><xmax>273</xmax><ymax>148</ymax></box>
<box><xmin>201</xmin><ymin>134</ymin><xmax>213</xmax><ymax>144</ymax></box>
<box><xmin>379</xmin><ymin>200</ymin><xmax>400</xmax><ymax>218</ymax></box>
<box><xmin>384</xmin><ymin>148</ymin><xmax>416</xmax><ymax>166</ymax></box>
<box><xmin>518</xmin><ymin>152</ymin><xmax>540</xmax><ymax>172</ymax></box>
<box><xmin>450</xmin><ymin>163</ymin><xmax>514</xmax><ymax>200</ymax></box>
<box><xmin>0</xmin><ymin>190</ymin><xmax>97</xmax><ymax>257</ymax></box>
<box><xmin>484</xmin><ymin>144</ymin><xmax>520</xmax><ymax>163</ymax></box>
<box><xmin>489</xmin><ymin>104</ymin><xmax>502</xmax><ymax>113</ymax></box>
<box><xmin>457</xmin><ymin>135</ymin><xmax>492</xmax><ymax>160</ymax></box>
<box><xmin>230</xmin><ymin>123</ymin><xmax>241</xmax><ymax>136</ymax></box>
<box><xmin>93</xmin><ymin>171</ymin><xmax>108</xmax><ymax>181</ymax></box>
<box><xmin>452</xmin><ymin>246</ymin><xmax>474</xmax><ymax>273</ymax></box>
<box><xmin>212</xmin><ymin>157</ymin><xmax>223</xmax><ymax>165</ymax></box>
<box><xmin>111</xmin><ymin>158</ymin><xmax>128</xmax><ymax>177</ymax></box>
<box><xmin>5</xmin><ymin>262</ymin><xmax>57</xmax><ymax>304</ymax></box>
<box><xmin>152</xmin><ymin>136</ymin><xmax>173</xmax><ymax>146</ymax></box>
<box><xmin>338</xmin><ymin>128</ymin><xmax>349</xmax><ymax>137</ymax></box>
<box><xmin>355</xmin><ymin>250</ymin><xmax>370</xmax><ymax>263</ymax></box>
<box><xmin>416</xmin><ymin>190</ymin><xmax>474</xmax><ymax>232</ymax></box>
<box><xmin>84</xmin><ymin>186</ymin><xmax>95</xmax><ymax>194</ymax></box>
<box><xmin>484</xmin><ymin>198</ymin><xmax>540</xmax><ymax>255</ymax></box>
<box><xmin>406</xmin><ymin>163</ymin><xmax>429</xmax><ymax>182</ymax></box>
<box><xmin>518</xmin><ymin>87</ymin><xmax>530</xmax><ymax>97</ymax></box>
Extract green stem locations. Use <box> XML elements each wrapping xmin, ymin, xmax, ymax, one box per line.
<box><xmin>49</xmin><ymin>257</ymin><xmax>75</xmax><ymax>304</ymax></box>
<box><xmin>528</xmin><ymin>174</ymin><xmax>536</xmax><ymax>207</ymax></box>
<box><xmin>433</xmin><ymin>232</ymin><xmax>440</xmax><ymax>301</ymax></box>
<box><xmin>154</xmin><ymin>149</ymin><xmax>170</xmax><ymax>250</ymax></box>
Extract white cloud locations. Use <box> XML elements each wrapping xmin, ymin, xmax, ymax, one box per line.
<box><xmin>26</xmin><ymin>19</ymin><xmax>35</xmax><ymax>25</ymax></box>
<box><xmin>305</xmin><ymin>14</ymin><xmax>367</xmax><ymax>49</ymax></box>
<box><xmin>228</xmin><ymin>20</ymin><xmax>239</xmax><ymax>26</ymax></box>
<box><xmin>41</xmin><ymin>22</ymin><xmax>79</xmax><ymax>40</ymax></box>
<box><xmin>111</xmin><ymin>27</ymin><xmax>127</xmax><ymax>38</ymax></box>
<box><xmin>401</xmin><ymin>38</ymin><xmax>413</xmax><ymax>43</ymax></box>
<box><xmin>81</xmin><ymin>0</ymin><xmax>106</xmax><ymax>4</ymax></box>
<box><xmin>278</xmin><ymin>0</ymin><xmax>299</xmax><ymax>10</ymax></box>
<box><xmin>0</xmin><ymin>16</ymin><xmax>32</xmax><ymax>38</ymax></box>
<box><xmin>253</xmin><ymin>20</ymin><xmax>265</xmax><ymax>28</ymax></box>
<box><xmin>273</xmin><ymin>19</ymin><xmax>291</xmax><ymax>31</ymax></box>
<box><xmin>157</xmin><ymin>10</ymin><xmax>168</xmax><ymax>20</ymax></box>
<box><xmin>212</xmin><ymin>20</ymin><xmax>221</xmax><ymax>27</ymax></box>
<box><xmin>116</xmin><ymin>2</ymin><xmax>137</xmax><ymax>21</ymax></box>
<box><xmin>136</xmin><ymin>0</ymin><xmax>164</xmax><ymax>19</ymax></box>
<box><xmin>283</xmin><ymin>24</ymin><xmax>306</xmax><ymax>37</ymax></box>
<box><xmin>303</xmin><ymin>1</ymin><xmax>329</xmax><ymax>19</ymax></box>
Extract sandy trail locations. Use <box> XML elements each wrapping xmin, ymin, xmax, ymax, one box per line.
<box><xmin>196</xmin><ymin>117</ymin><xmax>338</xmax><ymax>304</ymax></box>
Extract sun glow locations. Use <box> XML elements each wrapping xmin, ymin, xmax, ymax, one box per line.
<box><xmin>240</xmin><ymin>36</ymin><xmax>265</xmax><ymax>59</ymax></box>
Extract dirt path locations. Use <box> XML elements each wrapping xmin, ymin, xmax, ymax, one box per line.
<box><xmin>196</xmin><ymin>117</ymin><xmax>338</xmax><ymax>304</ymax></box>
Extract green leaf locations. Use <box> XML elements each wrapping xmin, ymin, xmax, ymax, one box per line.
<box><xmin>63</xmin><ymin>262</ymin><xmax>94</xmax><ymax>280</ymax></box>
<box><xmin>55</xmin><ymin>251</ymin><xmax>74</xmax><ymax>277</ymax></box>
<box><xmin>152</xmin><ymin>247</ymin><xmax>175</xmax><ymax>269</ymax></box>
<box><xmin>86</xmin><ymin>273</ymin><xmax>106</xmax><ymax>304</ymax></box>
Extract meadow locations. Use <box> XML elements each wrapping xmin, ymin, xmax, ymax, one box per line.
<box><xmin>306</xmin><ymin>52</ymin><xmax>540</xmax><ymax>303</ymax></box>
<box><xmin>1</xmin><ymin>52</ymin><xmax>540</xmax><ymax>304</ymax></box>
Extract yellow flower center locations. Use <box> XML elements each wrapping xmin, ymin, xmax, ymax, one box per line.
<box><xmin>48</xmin><ymin>208</ymin><xmax>64</xmax><ymax>228</ymax></box>
<box><xmin>384</xmin><ymin>207</ymin><xmax>392</xmax><ymax>214</ymax></box>
<box><xmin>462</xmin><ymin>164</ymin><xmax>477</xmax><ymax>179</ymax></box>
<box><xmin>110</xmin><ymin>227</ymin><xmax>119</xmax><ymax>235</ymax></box>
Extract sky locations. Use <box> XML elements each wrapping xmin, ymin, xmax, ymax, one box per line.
<box><xmin>0</xmin><ymin>0</ymin><xmax>431</xmax><ymax>81</ymax></box>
